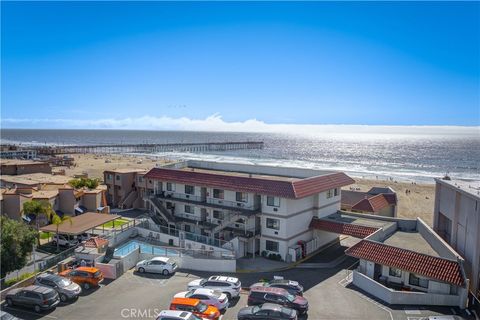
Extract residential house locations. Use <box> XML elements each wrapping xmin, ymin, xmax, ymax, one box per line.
<box><xmin>341</xmin><ymin>187</ymin><xmax>397</xmax><ymax>217</ymax></box>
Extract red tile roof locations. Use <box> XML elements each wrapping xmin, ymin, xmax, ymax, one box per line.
<box><xmin>309</xmin><ymin>218</ymin><xmax>379</xmax><ymax>238</ymax></box>
<box><xmin>84</xmin><ymin>237</ymin><xmax>109</xmax><ymax>248</ymax></box>
<box><xmin>144</xmin><ymin>168</ymin><xmax>354</xmax><ymax>199</ymax></box>
<box><xmin>345</xmin><ymin>240</ymin><xmax>464</xmax><ymax>286</ymax></box>
<box><xmin>352</xmin><ymin>194</ymin><xmax>390</xmax><ymax>213</ymax></box>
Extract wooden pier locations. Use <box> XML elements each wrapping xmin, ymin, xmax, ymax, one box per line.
<box><xmin>26</xmin><ymin>141</ymin><xmax>264</xmax><ymax>155</ymax></box>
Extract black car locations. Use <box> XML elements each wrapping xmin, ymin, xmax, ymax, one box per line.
<box><xmin>248</xmin><ymin>286</ymin><xmax>308</xmax><ymax>315</ymax></box>
<box><xmin>238</xmin><ymin>303</ymin><xmax>297</xmax><ymax>320</ymax></box>
<box><xmin>5</xmin><ymin>285</ymin><xmax>60</xmax><ymax>313</ymax></box>
<box><xmin>252</xmin><ymin>279</ymin><xmax>304</xmax><ymax>296</ymax></box>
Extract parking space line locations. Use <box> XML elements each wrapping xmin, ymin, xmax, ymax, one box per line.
<box><xmin>347</xmin><ymin>287</ymin><xmax>394</xmax><ymax>320</ymax></box>
<box><xmin>3</xmin><ymin>306</ymin><xmax>58</xmax><ymax>319</ymax></box>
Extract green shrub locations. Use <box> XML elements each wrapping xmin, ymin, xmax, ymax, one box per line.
<box><xmin>261</xmin><ymin>250</ymin><xmax>267</xmax><ymax>257</ymax></box>
<box><xmin>3</xmin><ymin>272</ymin><xmax>36</xmax><ymax>288</ymax></box>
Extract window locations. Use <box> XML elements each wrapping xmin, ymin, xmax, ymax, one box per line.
<box><xmin>266</xmin><ymin>196</ymin><xmax>280</xmax><ymax>207</ymax></box>
<box><xmin>185</xmin><ymin>205</ymin><xmax>193</xmax><ymax>214</ymax></box>
<box><xmin>266</xmin><ymin>240</ymin><xmax>279</xmax><ymax>252</ymax></box>
<box><xmin>327</xmin><ymin>189</ymin><xmax>333</xmax><ymax>198</ymax></box>
<box><xmin>389</xmin><ymin>267</ymin><xmax>402</xmax><ymax>277</ymax></box>
<box><xmin>409</xmin><ymin>273</ymin><xmax>429</xmax><ymax>288</ymax></box>
<box><xmin>116</xmin><ymin>175</ymin><xmax>120</xmax><ymax>181</ymax></box>
<box><xmin>138</xmin><ymin>176</ymin><xmax>144</xmax><ymax>182</ymax></box>
<box><xmin>107</xmin><ymin>174</ymin><xmax>112</xmax><ymax>180</ymax></box>
<box><xmin>185</xmin><ymin>185</ymin><xmax>195</xmax><ymax>195</ymax></box>
<box><xmin>213</xmin><ymin>210</ymin><xmax>223</xmax><ymax>219</ymax></box>
<box><xmin>213</xmin><ymin>189</ymin><xmax>224</xmax><ymax>199</ymax></box>
<box><xmin>266</xmin><ymin>218</ymin><xmax>280</xmax><ymax>230</ymax></box>
<box><xmin>334</xmin><ymin>188</ymin><xmax>339</xmax><ymax>196</ymax></box>
<box><xmin>166</xmin><ymin>182</ymin><xmax>173</xmax><ymax>191</ymax></box>
<box><xmin>236</xmin><ymin>192</ymin><xmax>247</xmax><ymax>202</ymax></box>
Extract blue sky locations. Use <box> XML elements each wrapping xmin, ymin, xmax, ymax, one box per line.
<box><xmin>1</xmin><ymin>1</ymin><xmax>479</xmax><ymax>129</ymax></box>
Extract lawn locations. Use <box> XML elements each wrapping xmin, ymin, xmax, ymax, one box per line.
<box><xmin>40</xmin><ymin>231</ymin><xmax>53</xmax><ymax>239</ymax></box>
<box><xmin>100</xmin><ymin>218</ymin><xmax>130</xmax><ymax>229</ymax></box>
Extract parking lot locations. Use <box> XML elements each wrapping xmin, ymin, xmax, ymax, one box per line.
<box><xmin>1</xmin><ymin>257</ymin><xmax>470</xmax><ymax>320</ymax></box>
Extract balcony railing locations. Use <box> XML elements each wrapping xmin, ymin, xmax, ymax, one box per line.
<box><xmin>155</xmin><ymin>191</ymin><xmax>260</xmax><ymax>214</ymax></box>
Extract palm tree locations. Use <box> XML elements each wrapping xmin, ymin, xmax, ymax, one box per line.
<box><xmin>22</xmin><ymin>200</ymin><xmax>54</xmax><ymax>246</ymax></box>
<box><xmin>51</xmin><ymin>213</ymin><xmax>73</xmax><ymax>252</ymax></box>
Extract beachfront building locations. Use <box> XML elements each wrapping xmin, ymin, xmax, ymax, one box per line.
<box><xmin>433</xmin><ymin>178</ymin><xmax>480</xmax><ymax>298</ymax></box>
<box><xmin>0</xmin><ymin>149</ymin><xmax>38</xmax><ymax>160</ymax></box>
<box><xmin>1</xmin><ymin>159</ymin><xmax>52</xmax><ymax>175</ymax></box>
<box><xmin>141</xmin><ymin>160</ymin><xmax>354</xmax><ymax>261</ymax></box>
<box><xmin>310</xmin><ymin>211</ymin><xmax>469</xmax><ymax>308</ymax></box>
<box><xmin>103</xmin><ymin>168</ymin><xmax>151</xmax><ymax>209</ymax></box>
<box><xmin>341</xmin><ymin>187</ymin><xmax>397</xmax><ymax>217</ymax></box>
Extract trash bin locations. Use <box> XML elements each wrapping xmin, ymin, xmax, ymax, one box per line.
<box><xmin>57</xmin><ymin>263</ymin><xmax>66</xmax><ymax>273</ymax></box>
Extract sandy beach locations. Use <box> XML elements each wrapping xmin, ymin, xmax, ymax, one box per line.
<box><xmin>57</xmin><ymin>153</ymin><xmax>436</xmax><ymax>225</ymax></box>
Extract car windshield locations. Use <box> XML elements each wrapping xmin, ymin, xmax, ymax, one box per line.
<box><xmin>196</xmin><ymin>302</ymin><xmax>208</xmax><ymax>313</ymax></box>
<box><xmin>199</xmin><ymin>279</ymin><xmax>207</xmax><ymax>286</ymax></box>
<box><xmin>43</xmin><ymin>290</ymin><xmax>57</xmax><ymax>299</ymax></box>
<box><xmin>287</xmin><ymin>294</ymin><xmax>296</xmax><ymax>302</ymax></box>
<box><xmin>187</xmin><ymin>314</ymin><xmax>203</xmax><ymax>320</ymax></box>
<box><xmin>55</xmin><ymin>278</ymin><xmax>72</xmax><ymax>287</ymax></box>
<box><xmin>252</xmin><ymin>306</ymin><xmax>261</xmax><ymax>313</ymax></box>
<box><xmin>93</xmin><ymin>271</ymin><xmax>101</xmax><ymax>278</ymax></box>
<box><xmin>185</xmin><ymin>291</ymin><xmax>194</xmax><ymax>298</ymax></box>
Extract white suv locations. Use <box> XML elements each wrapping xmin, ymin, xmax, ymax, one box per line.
<box><xmin>52</xmin><ymin>234</ymin><xmax>78</xmax><ymax>247</ymax></box>
<box><xmin>187</xmin><ymin>276</ymin><xmax>241</xmax><ymax>299</ymax></box>
<box><xmin>174</xmin><ymin>288</ymin><xmax>229</xmax><ymax>312</ymax></box>
<box><xmin>135</xmin><ymin>257</ymin><xmax>178</xmax><ymax>275</ymax></box>
<box><xmin>156</xmin><ymin>310</ymin><xmax>204</xmax><ymax>320</ymax></box>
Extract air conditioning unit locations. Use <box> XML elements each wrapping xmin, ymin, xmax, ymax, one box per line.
<box><xmin>186</xmin><ymin>195</ymin><xmax>190</xmax><ymax>199</ymax></box>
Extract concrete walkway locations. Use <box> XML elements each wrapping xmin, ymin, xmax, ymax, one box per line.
<box><xmin>236</xmin><ymin>256</ymin><xmax>289</xmax><ymax>272</ymax></box>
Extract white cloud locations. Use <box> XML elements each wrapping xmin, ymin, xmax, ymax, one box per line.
<box><xmin>1</xmin><ymin>114</ymin><xmax>478</xmax><ymax>136</ymax></box>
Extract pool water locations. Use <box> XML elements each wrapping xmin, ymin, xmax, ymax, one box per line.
<box><xmin>114</xmin><ymin>240</ymin><xmax>180</xmax><ymax>257</ymax></box>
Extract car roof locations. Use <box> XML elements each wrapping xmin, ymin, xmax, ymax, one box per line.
<box><xmin>22</xmin><ymin>285</ymin><xmax>54</xmax><ymax>294</ymax></box>
<box><xmin>208</xmin><ymin>276</ymin><xmax>238</xmax><ymax>283</ymax></box>
<box><xmin>171</xmin><ymin>297</ymin><xmax>201</xmax><ymax>306</ymax></box>
<box><xmin>261</xmin><ymin>303</ymin><xmax>284</xmax><ymax>311</ymax></box>
<box><xmin>37</xmin><ymin>273</ymin><xmax>62</xmax><ymax>281</ymax></box>
<box><xmin>192</xmin><ymin>288</ymin><xmax>216</xmax><ymax>295</ymax></box>
<box><xmin>157</xmin><ymin>310</ymin><xmax>193</xmax><ymax>319</ymax></box>
<box><xmin>250</xmin><ymin>286</ymin><xmax>288</xmax><ymax>294</ymax></box>
<box><xmin>151</xmin><ymin>257</ymin><xmax>170</xmax><ymax>262</ymax></box>
<box><xmin>75</xmin><ymin>267</ymin><xmax>100</xmax><ymax>273</ymax></box>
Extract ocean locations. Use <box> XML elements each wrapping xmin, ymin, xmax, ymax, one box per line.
<box><xmin>1</xmin><ymin>128</ymin><xmax>479</xmax><ymax>184</ymax></box>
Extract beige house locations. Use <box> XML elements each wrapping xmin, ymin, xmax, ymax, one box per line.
<box><xmin>1</xmin><ymin>159</ymin><xmax>52</xmax><ymax>175</ymax></box>
<box><xmin>433</xmin><ymin>178</ymin><xmax>480</xmax><ymax>298</ymax></box>
<box><xmin>103</xmin><ymin>169</ymin><xmax>151</xmax><ymax>209</ymax></box>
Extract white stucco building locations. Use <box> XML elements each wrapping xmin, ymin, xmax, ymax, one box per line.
<box><xmin>142</xmin><ymin>160</ymin><xmax>354</xmax><ymax>261</ymax></box>
<box><xmin>433</xmin><ymin>178</ymin><xmax>480</xmax><ymax>298</ymax></box>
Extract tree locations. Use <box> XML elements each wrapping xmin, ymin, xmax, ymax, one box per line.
<box><xmin>1</xmin><ymin>216</ymin><xmax>38</xmax><ymax>278</ymax></box>
<box><xmin>22</xmin><ymin>200</ymin><xmax>54</xmax><ymax>246</ymax></box>
<box><xmin>68</xmin><ymin>178</ymin><xmax>99</xmax><ymax>189</ymax></box>
<box><xmin>51</xmin><ymin>213</ymin><xmax>73</xmax><ymax>252</ymax></box>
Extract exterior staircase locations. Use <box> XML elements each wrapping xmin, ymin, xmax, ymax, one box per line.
<box><xmin>210</xmin><ymin>212</ymin><xmax>241</xmax><ymax>234</ymax></box>
<box><xmin>119</xmin><ymin>190</ymin><xmax>138</xmax><ymax>209</ymax></box>
<box><xmin>146</xmin><ymin>196</ymin><xmax>177</xmax><ymax>224</ymax></box>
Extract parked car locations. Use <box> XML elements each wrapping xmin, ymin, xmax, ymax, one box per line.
<box><xmin>52</xmin><ymin>234</ymin><xmax>78</xmax><ymax>247</ymax></box>
<box><xmin>187</xmin><ymin>276</ymin><xmax>241</xmax><ymax>299</ymax></box>
<box><xmin>59</xmin><ymin>267</ymin><xmax>103</xmax><ymax>290</ymax></box>
<box><xmin>174</xmin><ymin>288</ymin><xmax>228</xmax><ymax>312</ymax></box>
<box><xmin>237</xmin><ymin>303</ymin><xmax>298</xmax><ymax>320</ymax></box>
<box><xmin>34</xmin><ymin>272</ymin><xmax>82</xmax><ymax>302</ymax></box>
<box><xmin>4</xmin><ymin>285</ymin><xmax>60</xmax><ymax>313</ymax></box>
<box><xmin>156</xmin><ymin>310</ymin><xmax>205</xmax><ymax>320</ymax></box>
<box><xmin>251</xmin><ymin>279</ymin><xmax>304</xmax><ymax>296</ymax></box>
<box><xmin>135</xmin><ymin>257</ymin><xmax>178</xmax><ymax>275</ymax></box>
<box><xmin>76</xmin><ymin>233</ymin><xmax>92</xmax><ymax>242</ymax></box>
<box><xmin>169</xmin><ymin>298</ymin><xmax>220</xmax><ymax>320</ymax></box>
<box><xmin>248</xmin><ymin>286</ymin><xmax>308</xmax><ymax>314</ymax></box>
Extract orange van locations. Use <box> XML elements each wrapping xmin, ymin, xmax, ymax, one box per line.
<box><xmin>59</xmin><ymin>267</ymin><xmax>103</xmax><ymax>290</ymax></box>
<box><xmin>169</xmin><ymin>297</ymin><xmax>220</xmax><ymax>320</ymax></box>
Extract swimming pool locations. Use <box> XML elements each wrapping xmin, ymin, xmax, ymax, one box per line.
<box><xmin>114</xmin><ymin>240</ymin><xmax>180</xmax><ymax>257</ymax></box>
